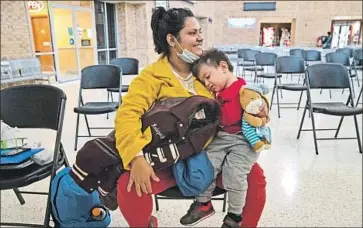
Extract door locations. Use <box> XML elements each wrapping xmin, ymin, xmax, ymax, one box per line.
<box><xmin>75</xmin><ymin>10</ymin><xmax>95</xmax><ymax>71</ymax></box>
<box><xmin>339</xmin><ymin>25</ymin><xmax>350</xmax><ymax>48</ymax></box>
<box><xmin>332</xmin><ymin>24</ymin><xmax>340</xmax><ymax>49</ymax></box>
<box><xmin>31</xmin><ymin>16</ymin><xmax>56</xmax><ymax>73</ymax></box>
<box><xmin>51</xmin><ymin>7</ymin><xmax>79</xmax><ymax>81</ymax></box>
<box><xmin>50</xmin><ymin>4</ymin><xmax>95</xmax><ymax>82</ymax></box>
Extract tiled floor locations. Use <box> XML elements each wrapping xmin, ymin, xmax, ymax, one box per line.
<box><xmin>1</xmin><ymin>62</ymin><xmax>362</xmax><ymax>227</ymax></box>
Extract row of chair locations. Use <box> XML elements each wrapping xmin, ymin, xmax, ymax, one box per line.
<box><xmin>1</xmin><ymin>58</ymin><xmax>55</xmax><ymax>84</ymax></box>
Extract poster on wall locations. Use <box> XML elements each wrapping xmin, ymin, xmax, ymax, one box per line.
<box><xmin>262</xmin><ymin>27</ymin><xmax>274</xmax><ymax>47</ymax></box>
<box><xmin>227</xmin><ymin>18</ymin><xmax>256</xmax><ymax>28</ymax></box>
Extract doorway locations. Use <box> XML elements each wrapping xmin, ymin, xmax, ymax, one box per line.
<box><xmin>31</xmin><ymin>16</ymin><xmax>55</xmax><ymax>72</ymax></box>
<box><xmin>260</xmin><ymin>23</ymin><xmax>292</xmax><ymax>47</ymax></box>
<box><xmin>331</xmin><ymin>20</ymin><xmax>362</xmax><ymax>48</ymax></box>
<box><xmin>49</xmin><ymin>3</ymin><xmax>96</xmax><ymax>82</ymax></box>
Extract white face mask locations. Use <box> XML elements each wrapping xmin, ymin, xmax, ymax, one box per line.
<box><xmin>173</xmin><ymin>40</ymin><xmax>200</xmax><ymax>64</ymax></box>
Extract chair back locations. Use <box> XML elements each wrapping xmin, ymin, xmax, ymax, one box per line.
<box><xmin>17</xmin><ymin>58</ymin><xmax>42</xmax><ymax>77</ymax></box>
<box><xmin>0</xmin><ymin>84</ymin><xmax>67</xmax><ymax>131</ymax></box>
<box><xmin>110</xmin><ymin>58</ymin><xmax>139</xmax><ymax>75</ymax></box>
<box><xmin>237</xmin><ymin>49</ymin><xmax>251</xmax><ymax>58</ymax></box>
<box><xmin>243</xmin><ymin>50</ymin><xmax>261</xmax><ymax>62</ymax></box>
<box><xmin>80</xmin><ymin>65</ymin><xmax>121</xmax><ymax>89</ymax></box>
<box><xmin>255</xmin><ymin>52</ymin><xmax>277</xmax><ymax>66</ymax></box>
<box><xmin>289</xmin><ymin>49</ymin><xmax>305</xmax><ymax>59</ymax></box>
<box><xmin>336</xmin><ymin>48</ymin><xmax>353</xmax><ymax>58</ymax></box>
<box><xmin>325</xmin><ymin>52</ymin><xmax>350</xmax><ymax>66</ymax></box>
<box><xmin>306</xmin><ymin>63</ymin><xmax>350</xmax><ymax>89</ymax></box>
<box><xmin>304</xmin><ymin>50</ymin><xmax>321</xmax><ymax>61</ymax></box>
<box><xmin>353</xmin><ymin>48</ymin><xmax>363</xmax><ymax>61</ymax></box>
<box><xmin>276</xmin><ymin>56</ymin><xmax>305</xmax><ymax>74</ymax></box>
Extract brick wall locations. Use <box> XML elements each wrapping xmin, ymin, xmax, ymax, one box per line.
<box><xmin>116</xmin><ymin>2</ymin><xmax>150</xmax><ymax>67</ymax></box>
<box><xmin>0</xmin><ymin>1</ymin><xmax>34</xmax><ymax>60</ymax></box>
<box><xmin>1</xmin><ymin>1</ymin><xmax>35</xmax><ymax>89</ymax></box>
<box><xmin>211</xmin><ymin>1</ymin><xmax>362</xmax><ymax>47</ymax></box>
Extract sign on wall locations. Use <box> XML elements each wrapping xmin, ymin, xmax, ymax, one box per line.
<box><xmin>28</xmin><ymin>1</ymin><xmax>44</xmax><ymax>13</ymax></box>
<box><xmin>227</xmin><ymin>18</ymin><xmax>256</xmax><ymax>28</ymax></box>
<box><xmin>155</xmin><ymin>0</ymin><xmax>169</xmax><ymax>9</ymax></box>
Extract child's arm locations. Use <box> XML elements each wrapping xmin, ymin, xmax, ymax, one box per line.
<box><xmin>244</xmin><ymin>113</ymin><xmax>266</xmax><ymax>128</ymax></box>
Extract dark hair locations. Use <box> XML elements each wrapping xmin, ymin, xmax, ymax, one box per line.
<box><xmin>151</xmin><ymin>7</ymin><xmax>194</xmax><ymax>55</ymax></box>
<box><xmin>327</xmin><ymin>32</ymin><xmax>331</xmax><ymax>35</ymax></box>
<box><xmin>192</xmin><ymin>49</ymin><xmax>234</xmax><ymax>77</ymax></box>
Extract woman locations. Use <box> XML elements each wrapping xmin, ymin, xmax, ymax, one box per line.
<box><xmin>115</xmin><ymin>7</ymin><xmax>266</xmax><ymax>228</ymax></box>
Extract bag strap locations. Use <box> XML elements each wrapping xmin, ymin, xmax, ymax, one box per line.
<box><xmin>52</xmin><ymin>171</ymin><xmax>69</xmax><ymax>224</ymax></box>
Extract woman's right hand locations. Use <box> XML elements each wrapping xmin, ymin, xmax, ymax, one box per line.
<box><xmin>127</xmin><ymin>156</ymin><xmax>160</xmax><ymax>197</ymax></box>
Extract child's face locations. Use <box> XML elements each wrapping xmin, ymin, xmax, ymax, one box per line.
<box><xmin>197</xmin><ymin>62</ymin><xmax>229</xmax><ymax>93</ymax></box>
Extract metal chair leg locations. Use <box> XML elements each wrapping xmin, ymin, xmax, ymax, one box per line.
<box><xmin>297</xmin><ymin>91</ymin><xmax>304</xmax><ymax>110</ymax></box>
<box><xmin>353</xmin><ymin>115</ymin><xmax>363</xmax><ymax>153</ymax></box>
<box><xmin>222</xmin><ymin>193</ymin><xmax>227</xmax><ymax>212</ymax></box>
<box><xmin>154</xmin><ymin>195</ymin><xmax>160</xmax><ymax>211</ymax></box>
<box><xmin>107</xmin><ymin>92</ymin><xmax>110</xmax><ymax>120</ymax></box>
<box><xmin>351</xmin><ymin>78</ymin><xmax>356</xmax><ymax>98</ymax></box>
<box><xmin>276</xmin><ymin>86</ymin><xmax>281</xmax><ymax>118</ymax></box>
<box><xmin>278</xmin><ymin>78</ymin><xmax>283</xmax><ymax>98</ymax></box>
<box><xmin>297</xmin><ymin>102</ymin><xmax>308</xmax><ymax>139</ymax></box>
<box><xmin>43</xmin><ymin>196</ymin><xmax>52</xmax><ymax>227</ymax></box>
<box><xmin>310</xmin><ymin>110</ymin><xmax>319</xmax><ymax>155</ymax></box>
<box><xmin>74</xmin><ymin>113</ymin><xmax>80</xmax><ymax>151</ymax></box>
<box><xmin>84</xmin><ymin>115</ymin><xmax>91</xmax><ymax>136</ymax></box>
<box><xmin>270</xmin><ymin>80</ymin><xmax>277</xmax><ymax>111</ymax></box>
<box><xmin>13</xmin><ymin>188</ymin><xmax>25</xmax><ymax>205</ymax></box>
<box><xmin>335</xmin><ymin>116</ymin><xmax>344</xmax><ymax>138</ymax></box>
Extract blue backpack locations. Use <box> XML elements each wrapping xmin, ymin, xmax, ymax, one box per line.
<box><xmin>50</xmin><ymin>167</ymin><xmax>111</xmax><ymax>228</ymax></box>
<box><xmin>172</xmin><ymin>151</ymin><xmax>214</xmax><ymax>197</ymax></box>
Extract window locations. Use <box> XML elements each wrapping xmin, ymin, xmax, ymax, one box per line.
<box><xmin>94</xmin><ymin>0</ymin><xmax>117</xmax><ymax>64</ymax></box>
<box><xmin>243</xmin><ymin>2</ymin><xmax>276</xmax><ymax>11</ymax></box>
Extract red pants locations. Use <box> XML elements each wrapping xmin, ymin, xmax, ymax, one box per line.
<box><xmin>117</xmin><ymin>163</ymin><xmax>266</xmax><ymax>227</ymax></box>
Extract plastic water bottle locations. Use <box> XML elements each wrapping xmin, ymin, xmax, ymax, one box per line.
<box><xmin>91</xmin><ymin>207</ymin><xmax>107</xmax><ymax>221</ymax></box>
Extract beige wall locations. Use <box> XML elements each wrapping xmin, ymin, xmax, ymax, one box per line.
<box><xmin>1</xmin><ymin>1</ymin><xmax>34</xmax><ymax>60</ymax></box>
<box><xmin>211</xmin><ymin>1</ymin><xmax>362</xmax><ymax>47</ymax></box>
<box><xmin>116</xmin><ymin>2</ymin><xmax>150</xmax><ymax>67</ymax></box>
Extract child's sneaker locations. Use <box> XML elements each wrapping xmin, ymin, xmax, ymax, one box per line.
<box><xmin>180</xmin><ymin>201</ymin><xmax>215</xmax><ymax>226</ymax></box>
<box><xmin>221</xmin><ymin>215</ymin><xmax>242</xmax><ymax>228</ymax></box>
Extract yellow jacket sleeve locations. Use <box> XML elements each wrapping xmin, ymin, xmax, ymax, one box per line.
<box><xmin>114</xmin><ymin>69</ymin><xmax>160</xmax><ymax>169</ymax></box>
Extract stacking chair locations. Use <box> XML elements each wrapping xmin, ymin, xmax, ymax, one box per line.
<box><xmin>297</xmin><ymin>63</ymin><xmax>363</xmax><ymax>155</ymax></box>
<box><xmin>289</xmin><ymin>48</ymin><xmax>305</xmax><ymax>58</ymax></box>
<box><xmin>0</xmin><ymin>84</ymin><xmax>69</xmax><ymax>227</ymax></box>
<box><xmin>74</xmin><ymin>65</ymin><xmax>121</xmax><ymax>151</ymax></box>
<box><xmin>289</xmin><ymin>48</ymin><xmax>306</xmax><ymax>81</ymax></box>
<box><xmin>304</xmin><ymin>50</ymin><xmax>322</xmax><ymax>66</ymax></box>
<box><xmin>326</xmin><ymin>52</ymin><xmax>359</xmax><ymax>96</ymax></box>
<box><xmin>107</xmin><ymin>57</ymin><xmax>139</xmax><ymax>102</ymax></box>
<box><xmin>353</xmin><ymin>48</ymin><xmax>362</xmax><ymax>78</ymax></box>
<box><xmin>253</xmin><ymin>52</ymin><xmax>281</xmax><ymax>83</ymax></box>
<box><xmin>236</xmin><ymin>48</ymin><xmax>254</xmax><ymax>77</ymax></box>
<box><xmin>304</xmin><ymin>50</ymin><xmax>331</xmax><ymax>98</ymax></box>
<box><xmin>336</xmin><ymin>47</ymin><xmax>354</xmax><ymax>58</ymax></box>
<box><xmin>154</xmin><ymin>186</ymin><xmax>227</xmax><ymax>212</ymax></box>
<box><xmin>242</xmin><ymin>50</ymin><xmax>264</xmax><ymax>79</ymax></box>
<box><xmin>270</xmin><ymin>56</ymin><xmax>307</xmax><ymax>118</ymax></box>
